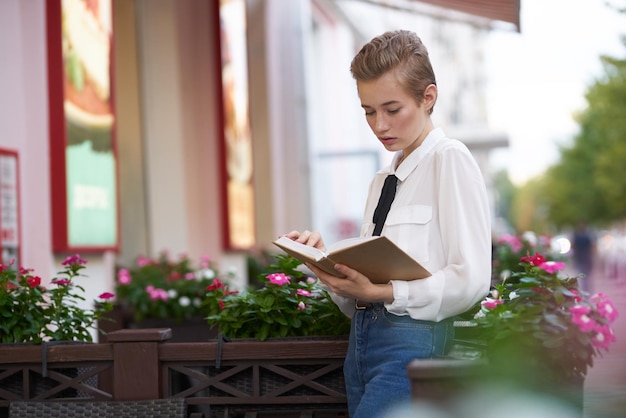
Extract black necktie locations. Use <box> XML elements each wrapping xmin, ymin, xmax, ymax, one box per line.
<box><xmin>372</xmin><ymin>174</ymin><xmax>398</xmax><ymax>236</ymax></box>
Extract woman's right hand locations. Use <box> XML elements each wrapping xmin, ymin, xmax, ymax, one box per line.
<box><xmin>281</xmin><ymin>230</ymin><xmax>326</xmax><ymax>252</ymax></box>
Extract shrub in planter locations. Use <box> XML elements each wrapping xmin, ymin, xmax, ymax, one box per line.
<box><xmin>115</xmin><ymin>251</ymin><xmax>231</xmax><ymax>324</ymax></box>
<box><xmin>474</xmin><ymin>250</ymin><xmax>618</xmax><ymax>403</ymax></box>
<box><xmin>0</xmin><ymin>254</ymin><xmax>114</xmax><ymax>343</ymax></box>
<box><xmin>204</xmin><ymin>255</ymin><xmax>351</xmax><ymax>341</ymax></box>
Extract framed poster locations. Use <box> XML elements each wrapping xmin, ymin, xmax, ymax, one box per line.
<box><xmin>218</xmin><ymin>0</ymin><xmax>256</xmax><ymax>250</ymax></box>
<box><xmin>0</xmin><ymin>149</ymin><xmax>21</xmax><ymax>268</ymax></box>
<box><xmin>46</xmin><ymin>0</ymin><xmax>119</xmax><ymax>252</ymax></box>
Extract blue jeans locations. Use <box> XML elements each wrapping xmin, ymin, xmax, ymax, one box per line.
<box><xmin>344</xmin><ymin>304</ymin><xmax>454</xmax><ymax>418</ymax></box>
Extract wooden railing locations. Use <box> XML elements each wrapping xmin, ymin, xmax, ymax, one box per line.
<box><xmin>0</xmin><ymin>329</ymin><xmax>349</xmax><ymax>417</ymax></box>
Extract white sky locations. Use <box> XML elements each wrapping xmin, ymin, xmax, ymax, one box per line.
<box><xmin>486</xmin><ymin>0</ymin><xmax>626</xmax><ymax>185</ymax></box>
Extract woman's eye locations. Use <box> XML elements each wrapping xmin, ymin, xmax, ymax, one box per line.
<box><xmin>388</xmin><ymin>108</ymin><xmax>400</xmax><ymax>114</ymax></box>
<box><xmin>364</xmin><ymin>111</ymin><xmax>375</xmax><ymax>116</ymax></box>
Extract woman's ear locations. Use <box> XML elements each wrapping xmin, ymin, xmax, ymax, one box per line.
<box><xmin>423</xmin><ymin>84</ymin><xmax>438</xmax><ymax>112</ymax></box>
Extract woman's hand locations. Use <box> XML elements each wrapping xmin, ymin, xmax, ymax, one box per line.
<box><xmin>282</xmin><ymin>230</ymin><xmax>326</xmax><ymax>252</ymax></box>
<box><xmin>307</xmin><ymin>262</ymin><xmax>394</xmax><ymax>304</ymax></box>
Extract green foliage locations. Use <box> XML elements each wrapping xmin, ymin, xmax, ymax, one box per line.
<box><xmin>0</xmin><ymin>255</ymin><xmax>114</xmax><ymax>343</ymax></box>
<box><xmin>543</xmin><ymin>44</ymin><xmax>626</xmax><ymax>227</ymax></box>
<box><xmin>115</xmin><ymin>252</ymin><xmax>226</xmax><ymax>323</ymax></box>
<box><xmin>204</xmin><ymin>255</ymin><xmax>351</xmax><ymax>341</ymax></box>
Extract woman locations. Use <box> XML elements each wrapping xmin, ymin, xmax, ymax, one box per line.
<box><xmin>284</xmin><ymin>30</ymin><xmax>491</xmax><ymax>417</ymax></box>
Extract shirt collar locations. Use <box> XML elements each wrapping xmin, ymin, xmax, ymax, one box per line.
<box><xmin>385</xmin><ymin>127</ymin><xmax>445</xmax><ymax>181</ymax></box>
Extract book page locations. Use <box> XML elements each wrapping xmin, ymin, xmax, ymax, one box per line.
<box><xmin>326</xmin><ymin>236</ymin><xmax>378</xmax><ymax>253</ymax></box>
<box><xmin>273</xmin><ymin>236</ymin><xmax>327</xmax><ymax>261</ymax></box>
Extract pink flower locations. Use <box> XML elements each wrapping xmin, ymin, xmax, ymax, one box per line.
<box><xmin>297</xmin><ymin>289</ymin><xmax>312</xmax><ymax>297</ymax></box>
<box><xmin>117</xmin><ymin>269</ymin><xmax>131</xmax><ymax>285</ymax></box>
<box><xmin>481</xmin><ymin>298</ymin><xmax>503</xmax><ymax>309</ymax></box>
<box><xmin>19</xmin><ymin>267</ymin><xmax>34</xmax><ymax>275</ymax></box>
<box><xmin>591</xmin><ymin>293</ymin><xmax>619</xmax><ymax>323</ymax></box>
<box><xmin>26</xmin><ymin>276</ymin><xmax>41</xmax><ymax>288</ymax></box>
<box><xmin>498</xmin><ymin>234</ymin><xmax>522</xmax><ymax>252</ymax></box>
<box><xmin>571</xmin><ymin>309</ymin><xmax>597</xmax><ymax>333</ymax></box>
<box><xmin>62</xmin><ymin>254</ymin><xmax>87</xmax><ymax>266</ymax></box>
<box><xmin>137</xmin><ymin>256</ymin><xmax>151</xmax><ymax>267</ymax></box>
<box><xmin>147</xmin><ymin>287</ymin><xmax>168</xmax><ymax>301</ymax></box>
<box><xmin>200</xmin><ymin>255</ymin><xmax>211</xmax><ymax>269</ymax></box>
<box><xmin>569</xmin><ymin>289</ymin><xmax>582</xmax><ymax>303</ymax></box>
<box><xmin>51</xmin><ymin>278</ymin><xmax>71</xmax><ymax>286</ymax></box>
<box><xmin>569</xmin><ymin>304</ymin><xmax>591</xmax><ymax>316</ymax></box>
<box><xmin>592</xmin><ymin>325</ymin><xmax>616</xmax><ymax>350</ymax></box>
<box><xmin>99</xmin><ymin>292</ymin><xmax>115</xmax><ymax>300</ymax></box>
<box><xmin>538</xmin><ymin>261</ymin><xmax>565</xmax><ymax>274</ymax></box>
<box><xmin>297</xmin><ymin>301</ymin><xmax>306</xmax><ymax>310</ymax></box>
<box><xmin>206</xmin><ymin>278</ymin><xmax>226</xmax><ymax>292</ymax></box>
<box><xmin>520</xmin><ymin>252</ymin><xmax>545</xmax><ymax>266</ymax></box>
<box><xmin>185</xmin><ymin>272</ymin><xmax>196</xmax><ymax>280</ymax></box>
<box><xmin>266</xmin><ymin>272</ymin><xmax>290</xmax><ymax>286</ymax></box>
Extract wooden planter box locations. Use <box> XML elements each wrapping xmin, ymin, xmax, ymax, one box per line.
<box><xmin>0</xmin><ymin>330</ymin><xmax>348</xmax><ymax>418</ymax></box>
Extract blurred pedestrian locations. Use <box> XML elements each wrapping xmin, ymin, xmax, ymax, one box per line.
<box><xmin>571</xmin><ymin>223</ymin><xmax>595</xmax><ymax>292</ymax></box>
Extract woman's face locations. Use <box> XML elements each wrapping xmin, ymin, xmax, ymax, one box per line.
<box><xmin>357</xmin><ymin>70</ymin><xmax>435</xmax><ymax>159</ymax></box>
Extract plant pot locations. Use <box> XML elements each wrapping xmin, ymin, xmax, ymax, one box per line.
<box><xmin>98</xmin><ymin>303</ymin><xmax>218</xmax><ymax>342</ymax></box>
<box><xmin>486</xmin><ymin>337</ymin><xmax>585</xmax><ymax>416</ymax></box>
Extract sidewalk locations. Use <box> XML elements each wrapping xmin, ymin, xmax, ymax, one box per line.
<box><xmin>581</xmin><ymin>264</ymin><xmax>626</xmax><ymax>418</ymax></box>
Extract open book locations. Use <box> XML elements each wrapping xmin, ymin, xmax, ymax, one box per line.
<box><xmin>273</xmin><ymin>236</ymin><xmax>430</xmax><ymax>284</ymax></box>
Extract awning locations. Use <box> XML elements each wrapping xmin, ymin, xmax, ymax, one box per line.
<box><xmin>416</xmin><ymin>0</ymin><xmax>520</xmax><ymax>31</ymax></box>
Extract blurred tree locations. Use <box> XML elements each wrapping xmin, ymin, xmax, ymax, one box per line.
<box><xmin>511</xmin><ymin>176</ymin><xmax>551</xmax><ymax>234</ymax></box>
<box><xmin>543</xmin><ymin>38</ymin><xmax>626</xmax><ymax>227</ymax></box>
<box><xmin>492</xmin><ymin>169</ymin><xmax>516</xmax><ymax>228</ymax></box>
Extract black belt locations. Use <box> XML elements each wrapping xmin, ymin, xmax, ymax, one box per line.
<box><xmin>355</xmin><ymin>299</ymin><xmax>373</xmax><ymax>310</ymax></box>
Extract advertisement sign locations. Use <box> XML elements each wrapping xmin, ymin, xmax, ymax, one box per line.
<box><xmin>47</xmin><ymin>0</ymin><xmax>119</xmax><ymax>252</ymax></box>
<box><xmin>0</xmin><ymin>150</ymin><xmax>20</xmax><ymax>267</ymax></box>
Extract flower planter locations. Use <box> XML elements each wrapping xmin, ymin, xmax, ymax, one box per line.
<box><xmin>486</xmin><ymin>336</ymin><xmax>585</xmax><ymax>414</ymax></box>
<box><xmin>98</xmin><ymin>303</ymin><xmax>217</xmax><ymax>343</ymax></box>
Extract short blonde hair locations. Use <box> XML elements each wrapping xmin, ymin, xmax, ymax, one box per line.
<box><xmin>350</xmin><ymin>30</ymin><xmax>437</xmax><ymax>114</ymax></box>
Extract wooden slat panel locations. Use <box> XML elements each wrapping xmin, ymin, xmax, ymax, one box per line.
<box><xmin>0</xmin><ymin>343</ymin><xmax>113</xmax><ymax>364</ymax></box>
<box><xmin>159</xmin><ymin>339</ymin><xmax>349</xmax><ymax>361</ymax></box>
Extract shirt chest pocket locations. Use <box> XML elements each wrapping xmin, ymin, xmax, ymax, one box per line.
<box><xmin>384</xmin><ymin>205</ymin><xmax>432</xmax><ymax>262</ymax></box>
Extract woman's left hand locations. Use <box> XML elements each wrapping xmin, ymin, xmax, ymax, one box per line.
<box><xmin>307</xmin><ymin>262</ymin><xmax>394</xmax><ymax>304</ymax></box>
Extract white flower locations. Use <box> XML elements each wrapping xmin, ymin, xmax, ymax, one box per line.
<box><xmin>509</xmin><ymin>291</ymin><xmax>519</xmax><ymax>300</ymax></box>
<box><xmin>193</xmin><ymin>298</ymin><xmax>201</xmax><ymax>307</ymax></box>
<box><xmin>202</xmin><ymin>269</ymin><xmax>216</xmax><ymax>279</ymax></box>
<box><xmin>168</xmin><ymin>289</ymin><xmax>178</xmax><ymax>299</ymax></box>
<box><xmin>522</xmin><ymin>230</ymin><xmax>537</xmax><ymax>247</ymax></box>
<box><xmin>179</xmin><ymin>296</ymin><xmax>191</xmax><ymax>307</ymax></box>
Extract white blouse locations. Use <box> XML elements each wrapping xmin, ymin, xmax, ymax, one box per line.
<box><xmin>332</xmin><ymin>127</ymin><xmax>492</xmax><ymax>322</ymax></box>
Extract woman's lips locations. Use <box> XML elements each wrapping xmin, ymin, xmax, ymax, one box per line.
<box><xmin>379</xmin><ymin>136</ymin><xmax>396</xmax><ymax>145</ymax></box>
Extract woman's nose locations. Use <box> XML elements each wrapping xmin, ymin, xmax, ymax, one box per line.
<box><xmin>374</xmin><ymin>114</ymin><xmax>389</xmax><ymax>132</ymax></box>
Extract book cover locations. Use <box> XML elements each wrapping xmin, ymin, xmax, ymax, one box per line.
<box><xmin>273</xmin><ymin>236</ymin><xmax>430</xmax><ymax>284</ymax></box>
